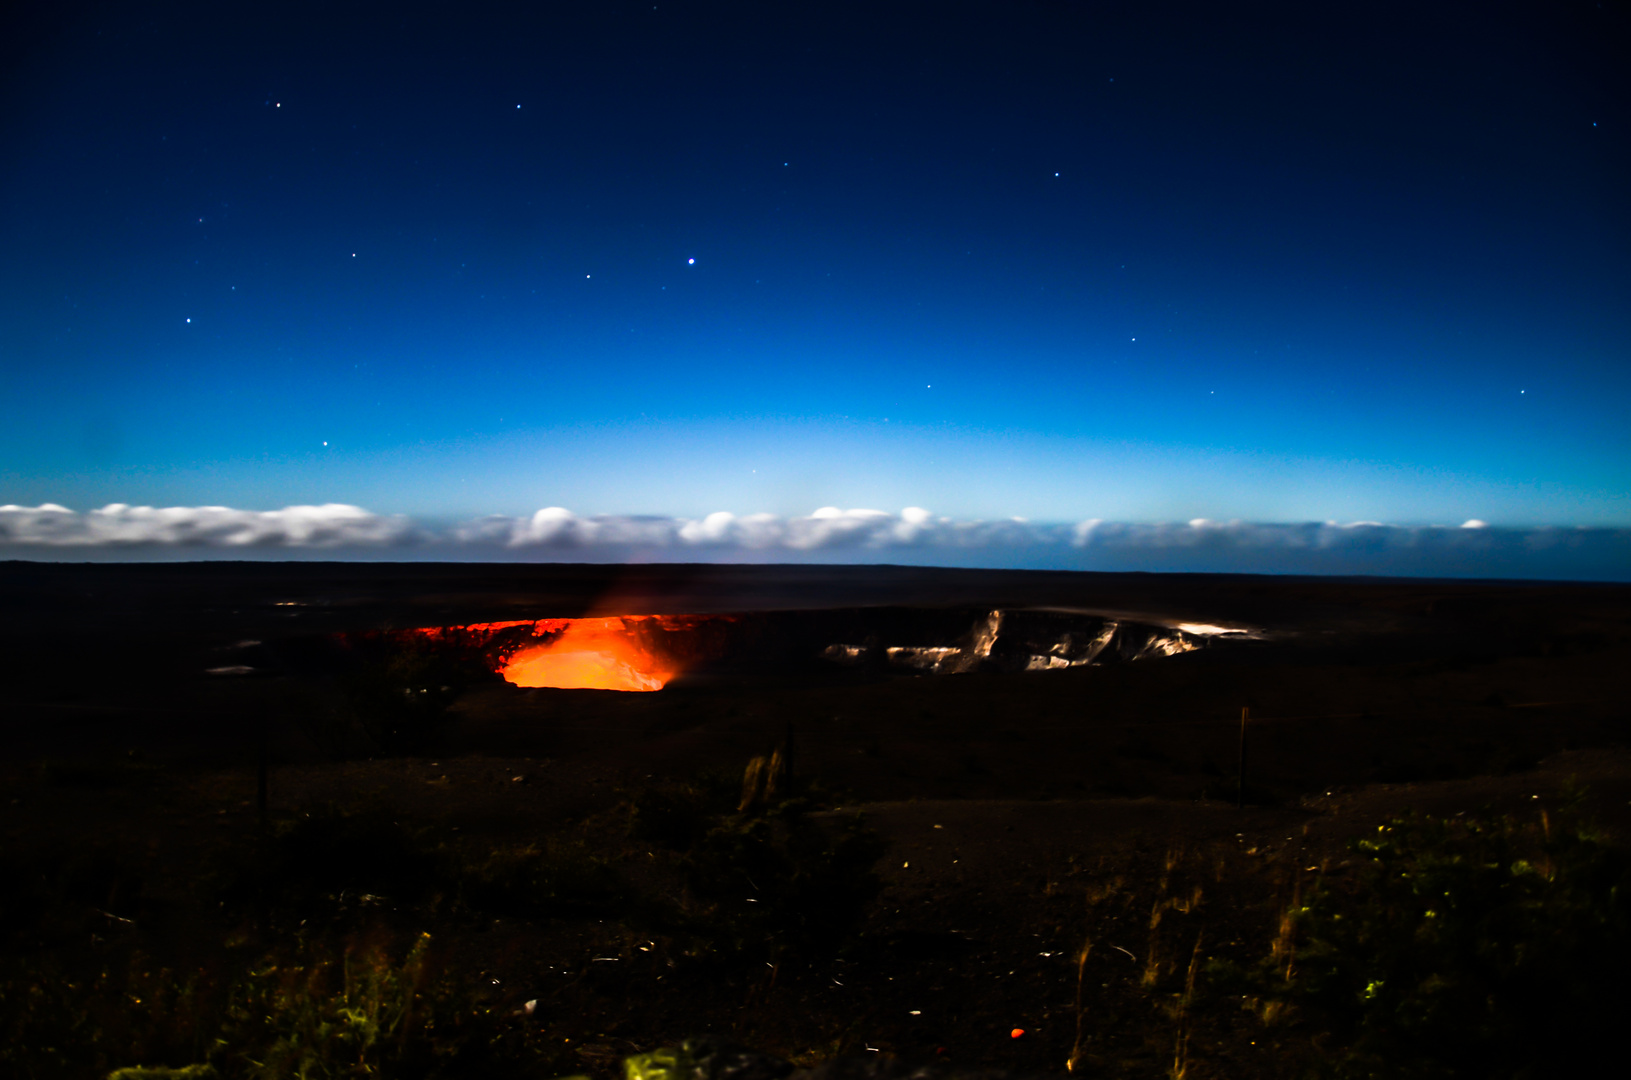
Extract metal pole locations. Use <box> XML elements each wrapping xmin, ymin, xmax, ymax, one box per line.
<box><xmin>1236</xmin><ymin>706</ymin><xmax>1248</xmax><ymax>808</ymax></box>
<box><xmin>257</xmin><ymin>702</ymin><xmax>268</xmax><ymax>823</ymax></box>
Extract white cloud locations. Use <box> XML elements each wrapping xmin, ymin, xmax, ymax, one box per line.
<box><xmin>2</xmin><ymin>503</ymin><xmax>1626</xmax><ymax>580</ymax></box>
<box><xmin>443</xmin><ymin>506</ymin><xmax>1067</xmax><ymax>553</ymax></box>
<box><xmin>0</xmin><ymin>503</ymin><xmax>413</xmax><ymax>548</ymax></box>
<box><xmin>1068</xmin><ymin>518</ymin><xmax>1517</xmax><ymax>553</ymax></box>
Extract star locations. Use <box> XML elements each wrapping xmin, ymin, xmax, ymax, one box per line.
<box><xmin>687</xmin><ymin>257</ymin><xmax>695</xmax><ymax>264</ymax></box>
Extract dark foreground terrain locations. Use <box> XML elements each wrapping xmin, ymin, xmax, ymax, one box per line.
<box><xmin>2</xmin><ymin>561</ymin><xmax>1629</xmax><ymax>1079</ymax></box>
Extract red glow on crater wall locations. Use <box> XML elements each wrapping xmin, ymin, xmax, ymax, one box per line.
<box><xmin>500</xmin><ymin>617</ymin><xmax>675</xmax><ymax>691</ymax></box>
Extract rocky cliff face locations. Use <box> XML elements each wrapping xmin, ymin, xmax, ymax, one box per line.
<box><xmin>820</xmin><ymin>607</ymin><xmax>1227</xmax><ymax>675</ymax></box>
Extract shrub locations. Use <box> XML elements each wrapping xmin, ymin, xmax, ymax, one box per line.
<box><xmin>337</xmin><ymin>634</ymin><xmax>490</xmax><ymax>756</ymax></box>
<box><xmin>211</xmin><ymin>810</ymin><xmax>443</xmax><ymax>927</ymax></box>
<box><xmin>680</xmin><ymin>799</ymin><xmax>885</xmax><ymax>967</ymax></box>
<box><xmin>216</xmin><ymin>933</ymin><xmax>444</xmax><ymax>1079</ymax></box>
<box><xmin>455</xmin><ymin>838</ymin><xmax>628</xmax><ymax>920</ymax></box>
<box><xmin>1252</xmin><ymin>804</ymin><xmax>1631</xmax><ymax>1078</ymax></box>
<box><xmin>628</xmin><ymin>776</ymin><xmax>737</xmax><ymax>852</ymax></box>
<box><xmin>4</xmin><ymin>932</ymin><xmax>518</xmax><ymax>1080</ymax></box>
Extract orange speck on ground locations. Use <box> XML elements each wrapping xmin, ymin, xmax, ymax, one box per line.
<box><xmin>1010</xmin><ymin>1028</ymin><xmax>1025</xmax><ymax>1039</ymax></box>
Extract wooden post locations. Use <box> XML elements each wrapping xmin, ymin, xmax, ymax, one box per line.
<box><xmin>1236</xmin><ymin>706</ymin><xmax>1249</xmax><ymax>808</ymax></box>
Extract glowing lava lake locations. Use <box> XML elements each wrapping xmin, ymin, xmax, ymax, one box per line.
<box><xmin>410</xmin><ymin>617</ymin><xmax>696</xmax><ymax>692</ymax></box>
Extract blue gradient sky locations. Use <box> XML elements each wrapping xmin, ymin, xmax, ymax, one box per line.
<box><xmin>3</xmin><ymin>1</ymin><xmax>1628</xmax><ymax>542</ymax></box>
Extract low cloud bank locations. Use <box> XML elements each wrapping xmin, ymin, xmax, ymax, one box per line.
<box><xmin>0</xmin><ymin>503</ymin><xmax>415</xmax><ymax>548</ymax></box>
<box><xmin>454</xmin><ymin>505</ymin><xmax>1055</xmax><ymax>551</ymax></box>
<box><xmin>3</xmin><ymin>503</ymin><xmax>1627</xmax><ymax>580</ymax></box>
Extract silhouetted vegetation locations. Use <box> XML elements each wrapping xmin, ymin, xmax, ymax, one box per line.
<box><xmin>1219</xmin><ymin>795</ymin><xmax>1630</xmax><ymax>1078</ymax></box>
<box><xmin>331</xmin><ymin>631</ymin><xmax>500</xmax><ymax>756</ymax></box>
<box><xmin>628</xmin><ymin>762</ymin><xmax>886</xmax><ymax>968</ymax></box>
<box><xmin>0</xmin><ymin>760</ymin><xmax>890</xmax><ymax>1079</ymax></box>
<box><xmin>676</xmin><ymin>799</ymin><xmax>885</xmax><ymax>968</ymax></box>
<box><xmin>210</xmin><ymin>809</ymin><xmax>444</xmax><ymax>925</ymax></box>
<box><xmin>3</xmin><ymin>929</ymin><xmax>537</xmax><ymax>1080</ymax></box>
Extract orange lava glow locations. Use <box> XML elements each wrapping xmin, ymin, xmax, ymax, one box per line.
<box><xmin>499</xmin><ymin>617</ymin><xmax>675</xmax><ymax>691</ymax></box>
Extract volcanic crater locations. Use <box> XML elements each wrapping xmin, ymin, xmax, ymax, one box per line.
<box><xmin>362</xmin><ymin>606</ymin><xmax>1256</xmax><ymax>695</ymax></box>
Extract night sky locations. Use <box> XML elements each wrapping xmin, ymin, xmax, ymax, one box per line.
<box><xmin>3</xmin><ymin>2</ymin><xmax>1628</xmax><ymax>575</ymax></box>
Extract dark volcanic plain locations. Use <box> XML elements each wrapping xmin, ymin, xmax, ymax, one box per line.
<box><xmin>3</xmin><ymin>561</ymin><xmax>1629</xmax><ymax>1078</ymax></box>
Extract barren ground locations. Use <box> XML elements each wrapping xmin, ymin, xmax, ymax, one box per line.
<box><xmin>2</xmin><ymin>562</ymin><xmax>1628</xmax><ymax>1078</ymax></box>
